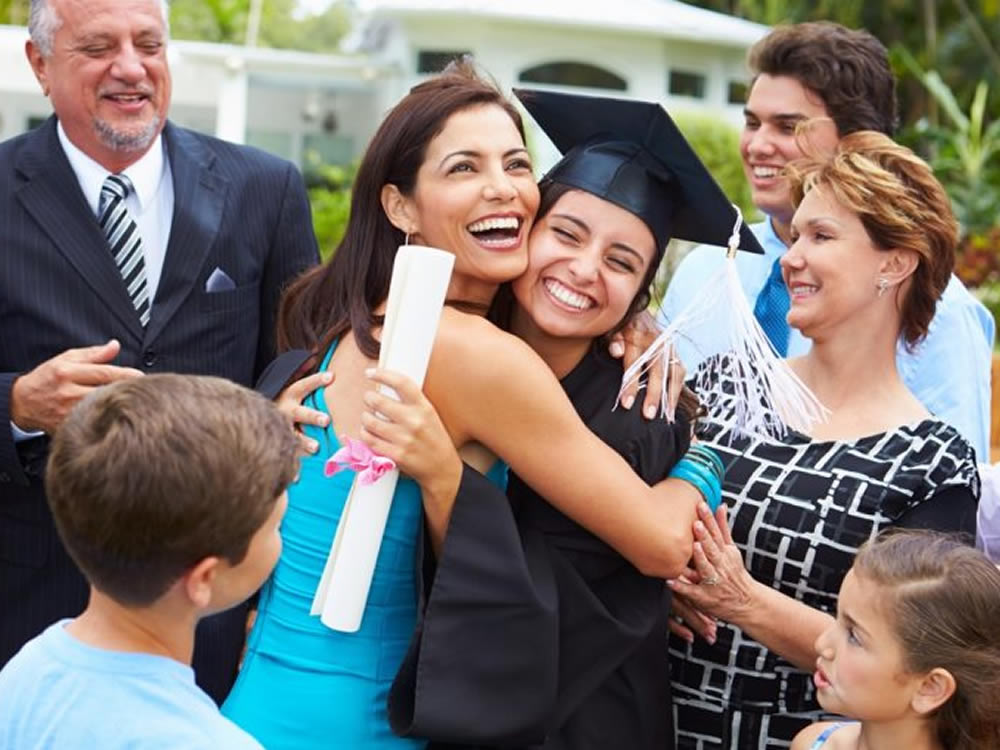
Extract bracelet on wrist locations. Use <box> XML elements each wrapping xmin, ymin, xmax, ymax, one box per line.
<box><xmin>668</xmin><ymin>445</ymin><xmax>726</xmax><ymax>512</ymax></box>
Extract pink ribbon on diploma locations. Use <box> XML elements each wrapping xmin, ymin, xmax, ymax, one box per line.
<box><xmin>323</xmin><ymin>438</ymin><xmax>396</xmax><ymax>486</ymax></box>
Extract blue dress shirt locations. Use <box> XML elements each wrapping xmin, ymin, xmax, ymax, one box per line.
<box><xmin>660</xmin><ymin>219</ymin><xmax>996</xmax><ymax>460</ymax></box>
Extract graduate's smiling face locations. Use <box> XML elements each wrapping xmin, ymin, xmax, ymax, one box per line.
<box><xmin>513</xmin><ymin>188</ymin><xmax>656</xmax><ymax>341</ymax></box>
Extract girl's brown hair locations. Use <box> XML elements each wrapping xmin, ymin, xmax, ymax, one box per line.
<box><xmin>853</xmin><ymin>530</ymin><xmax>1000</xmax><ymax>750</ymax></box>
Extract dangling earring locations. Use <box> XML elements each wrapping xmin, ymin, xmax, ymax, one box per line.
<box><xmin>876</xmin><ymin>277</ymin><xmax>889</xmax><ymax>298</ymax></box>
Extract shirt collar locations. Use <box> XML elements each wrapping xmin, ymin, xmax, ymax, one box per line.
<box><xmin>57</xmin><ymin>121</ymin><xmax>165</xmax><ymax>216</ymax></box>
<box><xmin>758</xmin><ymin>216</ymin><xmax>787</xmax><ymax>259</ymax></box>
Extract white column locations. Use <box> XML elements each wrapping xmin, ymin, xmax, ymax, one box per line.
<box><xmin>215</xmin><ymin>56</ymin><xmax>248</xmax><ymax>145</ymax></box>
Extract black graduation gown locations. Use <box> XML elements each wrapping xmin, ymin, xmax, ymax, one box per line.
<box><xmin>389</xmin><ymin>347</ymin><xmax>690</xmax><ymax>749</ymax></box>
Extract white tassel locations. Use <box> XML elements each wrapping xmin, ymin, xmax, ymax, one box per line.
<box><xmin>619</xmin><ymin>206</ymin><xmax>829</xmax><ymax>439</ymax></box>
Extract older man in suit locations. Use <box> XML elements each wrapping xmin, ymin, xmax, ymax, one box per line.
<box><xmin>0</xmin><ymin>0</ymin><xmax>318</xmax><ymax>702</ymax></box>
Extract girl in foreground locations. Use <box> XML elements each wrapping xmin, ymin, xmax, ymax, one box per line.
<box><xmin>361</xmin><ymin>89</ymin><xmax>756</xmax><ymax>749</ymax></box>
<box><xmin>792</xmin><ymin>531</ymin><xmax>1000</xmax><ymax>750</ymax></box>
<box><xmin>225</xmin><ymin>65</ymin><xmax>743</xmax><ymax>748</ymax></box>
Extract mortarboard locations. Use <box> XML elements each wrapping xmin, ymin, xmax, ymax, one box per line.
<box><xmin>514</xmin><ymin>87</ymin><xmax>763</xmax><ymax>255</ymax></box>
<box><xmin>515</xmin><ymin>88</ymin><xmax>826</xmax><ymax>438</ymax></box>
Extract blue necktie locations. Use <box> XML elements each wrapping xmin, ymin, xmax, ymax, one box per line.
<box><xmin>753</xmin><ymin>256</ymin><xmax>790</xmax><ymax>356</ymax></box>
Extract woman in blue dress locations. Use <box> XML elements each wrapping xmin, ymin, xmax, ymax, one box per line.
<box><xmin>223</xmin><ymin>63</ymin><xmax>728</xmax><ymax>748</ymax></box>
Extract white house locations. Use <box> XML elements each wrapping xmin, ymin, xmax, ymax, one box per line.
<box><xmin>0</xmin><ymin>0</ymin><xmax>766</xmax><ymax>170</ymax></box>
<box><xmin>0</xmin><ymin>25</ymin><xmax>391</xmax><ymax>168</ymax></box>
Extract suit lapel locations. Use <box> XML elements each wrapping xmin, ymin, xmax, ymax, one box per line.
<box><xmin>13</xmin><ymin>118</ymin><xmax>145</xmax><ymax>341</ymax></box>
<box><xmin>144</xmin><ymin>123</ymin><xmax>228</xmax><ymax>345</ymax></box>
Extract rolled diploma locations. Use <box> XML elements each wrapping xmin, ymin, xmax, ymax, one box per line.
<box><xmin>310</xmin><ymin>245</ymin><xmax>455</xmax><ymax>632</ymax></box>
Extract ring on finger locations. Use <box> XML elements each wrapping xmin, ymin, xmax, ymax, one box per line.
<box><xmin>701</xmin><ymin>576</ymin><xmax>720</xmax><ymax>586</ymax></box>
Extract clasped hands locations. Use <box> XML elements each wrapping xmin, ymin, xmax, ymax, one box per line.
<box><xmin>666</xmin><ymin>501</ymin><xmax>757</xmax><ymax>645</ymax></box>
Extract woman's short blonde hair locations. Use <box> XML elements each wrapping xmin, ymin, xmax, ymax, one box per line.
<box><xmin>786</xmin><ymin>131</ymin><xmax>957</xmax><ymax>348</ymax></box>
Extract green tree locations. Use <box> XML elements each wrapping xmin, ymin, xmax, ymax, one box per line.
<box><xmin>169</xmin><ymin>0</ymin><xmax>249</xmax><ymax>44</ymax></box>
<box><xmin>0</xmin><ymin>0</ymin><xmax>29</xmax><ymax>25</ymax></box>
<box><xmin>897</xmin><ymin>48</ymin><xmax>1000</xmax><ymax>233</ymax></box>
<box><xmin>688</xmin><ymin>0</ymin><xmax>1000</xmax><ymax>132</ymax></box>
<box><xmin>674</xmin><ymin>112</ymin><xmax>755</xmax><ymax>221</ymax></box>
<box><xmin>259</xmin><ymin>2</ymin><xmax>351</xmax><ymax>52</ymax></box>
<box><xmin>168</xmin><ymin>0</ymin><xmax>350</xmax><ymax>52</ymax></box>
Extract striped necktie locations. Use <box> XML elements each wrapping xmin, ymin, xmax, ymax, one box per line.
<box><xmin>99</xmin><ymin>174</ymin><xmax>151</xmax><ymax>327</ymax></box>
<box><xmin>752</xmin><ymin>255</ymin><xmax>790</xmax><ymax>356</ymax></box>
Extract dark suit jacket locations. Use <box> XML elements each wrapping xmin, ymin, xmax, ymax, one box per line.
<box><xmin>0</xmin><ymin>117</ymin><xmax>319</xmax><ymax>700</ymax></box>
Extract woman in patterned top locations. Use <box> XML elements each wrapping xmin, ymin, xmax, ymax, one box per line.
<box><xmin>666</xmin><ymin>131</ymin><xmax>980</xmax><ymax>750</ymax></box>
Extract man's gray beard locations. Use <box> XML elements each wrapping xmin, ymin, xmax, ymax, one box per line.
<box><xmin>94</xmin><ymin>115</ymin><xmax>162</xmax><ymax>153</ymax></box>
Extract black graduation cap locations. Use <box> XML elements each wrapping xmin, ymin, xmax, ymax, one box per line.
<box><xmin>514</xmin><ymin>88</ymin><xmax>764</xmax><ymax>255</ymax></box>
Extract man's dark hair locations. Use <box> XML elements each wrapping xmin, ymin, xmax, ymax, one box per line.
<box><xmin>748</xmin><ymin>21</ymin><xmax>898</xmax><ymax>136</ymax></box>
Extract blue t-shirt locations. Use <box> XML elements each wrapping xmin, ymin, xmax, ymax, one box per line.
<box><xmin>0</xmin><ymin>620</ymin><xmax>263</xmax><ymax>750</ymax></box>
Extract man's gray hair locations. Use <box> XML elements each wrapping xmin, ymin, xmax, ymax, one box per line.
<box><xmin>29</xmin><ymin>0</ymin><xmax>170</xmax><ymax>58</ymax></box>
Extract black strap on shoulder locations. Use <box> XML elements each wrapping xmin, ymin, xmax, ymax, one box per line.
<box><xmin>254</xmin><ymin>349</ymin><xmax>313</xmax><ymax>400</ymax></box>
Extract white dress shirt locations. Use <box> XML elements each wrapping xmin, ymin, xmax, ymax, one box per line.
<box><xmin>11</xmin><ymin>125</ymin><xmax>175</xmax><ymax>440</ymax></box>
<box><xmin>57</xmin><ymin>122</ymin><xmax>174</xmax><ymax>297</ymax></box>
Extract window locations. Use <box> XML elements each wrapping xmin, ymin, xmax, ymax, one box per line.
<box><xmin>518</xmin><ymin>62</ymin><xmax>627</xmax><ymax>91</ymax></box>
<box><xmin>246</xmin><ymin>130</ymin><xmax>295</xmax><ymax>162</ymax></box>
<box><xmin>728</xmin><ymin>80</ymin><xmax>748</xmax><ymax>105</ymax></box>
<box><xmin>668</xmin><ymin>70</ymin><xmax>706</xmax><ymax>99</ymax></box>
<box><xmin>302</xmin><ymin>133</ymin><xmax>354</xmax><ymax>168</ymax></box>
<box><xmin>417</xmin><ymin>50</ymin><xmax>471</xmax><ymax>74</ymax></box>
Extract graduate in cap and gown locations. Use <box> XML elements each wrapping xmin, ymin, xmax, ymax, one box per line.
<box><xmin>366</xmin><ymin>89</ymin><xmax>765</xmax><ymax>750</ymax></box>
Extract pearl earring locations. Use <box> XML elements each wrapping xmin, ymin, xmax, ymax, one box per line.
<box><xmin>876</xmin><ymin>277</ymin><xmax>889</xmax><ymax>297</ymax></box>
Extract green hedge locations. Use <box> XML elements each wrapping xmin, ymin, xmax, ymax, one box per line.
<box><xmin>305</xmin><ymin>161</ymin><xmax>356</xmax><ymax>262</ymax></box>
<box><xmin>653</xmin><ymin>112</ymin><xmax>758</xmax><ymax>307</ymax></box>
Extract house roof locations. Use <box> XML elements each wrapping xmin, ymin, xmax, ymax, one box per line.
<box><xmin>362</xmin><ymin>0</ymin><xmax>768</xmax><ymax>47</ymax></box>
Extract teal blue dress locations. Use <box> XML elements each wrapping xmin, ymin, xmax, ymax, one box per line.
<box><xmin>224</xmin><ymin>342</ymin><xmax>503</xmax><ymax>748</ymax></box>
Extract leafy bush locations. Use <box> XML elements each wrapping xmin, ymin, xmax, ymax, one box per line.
<box><xmin>903</xmin><ymin>75</ymin><xmax>1000</xmax><ymax>238</ymax></box>
<box><xmin>652</xmin><ymin>112</ymin><xmax>758</xmax><ymax>308</ymax></box>
<box><xmin>957</xmin><ymin>227</ymin><xmax>1000</xmax><ymax>288</ymax></box>
<box><xmin>974</xmin><ymin>280</ymin><xmax>1000</xmax><ymax>349</ymax></box>
<box><xmin>304</xmin><ymin>161</ymin><xmax>357</xmax><ymax>262</ymax></box>
<box><xmin>672</xmin><ymin>112</ymin><xmax>756</xmax><ymax>219</ymax></box>
<box><xmin>897</xmin><ymin>53</ymin><xmax>1000</xmax><ymax>305</ymax></box>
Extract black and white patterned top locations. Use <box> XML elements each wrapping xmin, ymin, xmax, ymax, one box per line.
<box><xmin>669</xmin><ymin>366</ymin><xmax>979</xmax><ymax>750</ymax></box>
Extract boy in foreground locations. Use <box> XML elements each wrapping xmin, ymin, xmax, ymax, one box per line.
<box><xmin>0</xmin><ymin>374</ymin><xmax>298</xmax><ymax>748</ymax></box>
